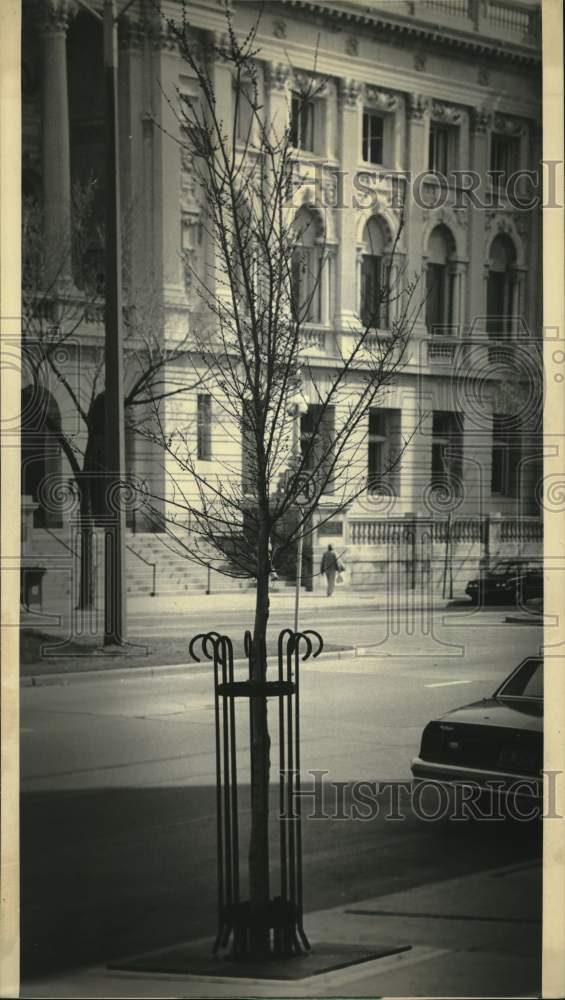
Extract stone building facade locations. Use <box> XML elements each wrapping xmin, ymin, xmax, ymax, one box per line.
<box><xmin>21</xmin><ymin>0</ymin><xmax>543</xmax><ymax>597</ymax></box>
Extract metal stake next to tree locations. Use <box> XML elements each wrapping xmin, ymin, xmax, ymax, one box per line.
<box><xmin>288</xmin><ymin>397</ymin><xmax>308</xmax><ymax>634</ymax></box>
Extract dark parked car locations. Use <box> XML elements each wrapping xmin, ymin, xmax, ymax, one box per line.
<box><xmin>465</xmin><ymin>559</ymin><xmax>543</xmax><ymax>606</ymax></box>
<box><xmin>411</xmin><ymin>656</ymin><xmax>543</xmax><ymax>804</ymax></box>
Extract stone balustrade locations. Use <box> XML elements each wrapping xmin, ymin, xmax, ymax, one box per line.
<box><xmin>364</xmin><ymin>0</ymin><xmax>540</xmax><ymax>47</ymax></box>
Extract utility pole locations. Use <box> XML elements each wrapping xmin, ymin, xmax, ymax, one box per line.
<box><xmin>103</xmin><ymin>0</ymin><xmax>126</xmax><ymax>645</ymax></box>
<box><xmin>75</xmin><ymin>0</ymin><xmax>134</xmax><ymax>644</ymax></box>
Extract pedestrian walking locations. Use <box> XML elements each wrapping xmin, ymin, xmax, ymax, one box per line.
<box><xmin>320</xmin><ymin>544</ymin><xmax>342</xmax><ymax>597</ymax></box>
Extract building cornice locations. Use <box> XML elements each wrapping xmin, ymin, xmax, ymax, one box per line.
<box><xmin>277</xmin><ymin>0</ymin><xmax>541</xmax><ymax>67</ymax></box>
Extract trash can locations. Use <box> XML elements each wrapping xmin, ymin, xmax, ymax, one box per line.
<box><xmin>20</xmin><ymin>567</ymin><xmax>47</xmax><ymax>611</ymax></box>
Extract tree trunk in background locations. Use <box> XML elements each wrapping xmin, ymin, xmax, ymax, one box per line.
<box><xmin>77</xmin><ymin>485</ymin><xmax>95</xmax><ymax>610</ymax></box>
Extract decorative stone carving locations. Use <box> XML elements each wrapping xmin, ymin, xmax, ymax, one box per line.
<box><xmin>37</xmin><ymin>0</ymin><xmax>74</xmax><ymax>33</ymax></box>
<box><xmin>431</xmin><ymin>100</ymin><xmax>464</xmax><ymax>125</ymax></box>
<box><xmin>478</xmin><ymin>65</ymin><xmax>490</xmax><ymax>86</ymax></box>
<box><xmin>406</xmin><ymin>93</ymin><xmax>429</xmax><ymax>121</ymax></box>
<box><xmin>365</xmin><ymin>85</ymin><xmax>400</xmax><ymax>112</ymax></box>
<box><xmin>414</xmin><ymin>51</ymin><xmax>427</xmax><ymax>72</ymax></box>
<box><xmin>484</xmin><ymin>211</ymin><xmax>521</xmax><ymax>241</ymax></box>
<box><xmin>266</xmin><ymin>62</ymin><xmax>291</xmax><ymax>93</ymax></box>
<box><xmin>493</xmin><ymin>113</ymin><xmax>525</xmax><ymax>136</ymax></box>
<box><xmin>338</xmin><ymin>78</ymin><xmax>362</xmax><ymax>109</ymax></box>
<box><xmin>118</xmin><ymin>17</ymin><xmax>146</xmax><ymax>51</ymax></box>
<box><xmin>273</xmin><ymin>19</ymin><xmax>287</xmax><ymax>39</ymax></box>
<box><xmin>153</xmin><ymin>21</ymin><xmax>180</xmax><ymax>52</ymax></box>
<box><xmin>470</xmin><ymin>106</ymin><xmax>492</xmax><ymax>134</ymax></box>
<box><xmin>345</xmin><ymin>36</ymin><xmax>359</xmax><ymax>57</ymax></box>
<box><xmin>294</xmin><ymin>69</ymin><xmax>328</xmax><ymax>99</ymax></box>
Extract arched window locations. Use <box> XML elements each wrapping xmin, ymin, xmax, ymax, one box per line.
<box><xmin>487</xmin><ymin>235</ymin><xmax>516</xmax><ymax>338</ymax></box>
<box><xmin>425</xmin><ymin>225</ymin><xmax>457</xmax><ymax>335</ymax></box>
<box><xmin>291</xmin><ymin>207</ymin><xmax>324</xmax><ymax>324</ymax></box>
<box><xmin>360</xmin><ymin>216</ymin><xmax>389</xmax><ymax>329</ymax></box>
<box><xmin>21</xmin><ymin>386</ymin><xmax>63</xmax><ymax>528</ymax></box>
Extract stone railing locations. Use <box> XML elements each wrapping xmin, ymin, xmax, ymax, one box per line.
<box><xmin>365</xmin><ymin>0</ymin><xmax>540</xmax><ymax>47</ymax></box>
<box><xmin>347</xmin><ymin>513</ymin><xmax>542</xmax><ymax>548</ymax></box>
<box><xmin>300</xmin><ymin>325</ymin><xmax>328</xmax><ymax>352</ymax></box>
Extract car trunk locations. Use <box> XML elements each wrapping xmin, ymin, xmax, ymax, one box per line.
<box><xmin>421</xmin><ymin>709</ymin><xmax>542</xmax><ymax>777</ymax></box>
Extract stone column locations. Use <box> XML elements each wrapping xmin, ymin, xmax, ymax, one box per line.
<box><xmin>451</xmin><ymin>260</ymin><xmax>467</xmax><ymax>334</ymax></box>
<box><xmin>336</xmin><ymin>79</ymin><xmax>362</xmax><ymax>329</ymax></box>
<box><xmin>513</xmin><ymin>266</ymin><xmax>528</xmax><ymax>335</ymax></box>
<box><xmin>151</xmin><ymin>23</ymin><xmax>185</xmax><ymax>307</ymax></box>
<box><xmin>118</xmin><ymin>17</ymin><xmax>146</xmax><ymax>297</ymax></box>
<box><xmin>38</xmin><ymin>0</ymin><xmax>74</xmax><ymax>286</ymax></box>
<box><xmin>209</xmin><ymin>36</ymin><xmax>236</xmax><ymax>307</ymax></box>
<box><xmin>265</xmin><ymin>61</ymin><xmax>291</xmax><ymax>143</ymax></box>
<box><xmin>527</xmin><ymin>123</ymin><xmax>542</xmax><ymax>337</ymax></box>
<box><xmin>468</xmin><ymin>107</ymin><xmax>492</xmax><ymax>335</ymax></box>
<box><xmin>405</xmin><ymin>94</ymin><xmax>430</xmax><ymax>338</ymax></box>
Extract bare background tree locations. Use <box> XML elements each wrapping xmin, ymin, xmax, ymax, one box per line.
<box><xmin>135</xmin><ymin>2</ymin><xmax>422</xmax><ymax>952</ymax></box>
<box><xmin>21</xmin><ymin>181</ymin><xmax>203</xmax><ymax>611</ymax></box>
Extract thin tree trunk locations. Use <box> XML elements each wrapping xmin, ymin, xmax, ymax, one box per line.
<box><xmin>248</xmin><ymin>520</ymin><xmax>271</xmax><ymax>953</ymax></box>
<box><xmin>77</xmin><ymin>487</ymin><xmax>95</xmax><ymax>610</ymax></box>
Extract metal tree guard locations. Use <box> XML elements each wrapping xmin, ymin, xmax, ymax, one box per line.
<box><xmin>189</xmin><ymin>627</ymin><xmax>323</xmax><ymax>958</ymax></box>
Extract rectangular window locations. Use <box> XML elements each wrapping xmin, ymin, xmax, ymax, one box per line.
<box><xmin>300</xmin><ymin>404</ymin><xmax>335</xmax><ymax>494</ymax></box>
<box><xmin>431</xmin><ymin>411</ymin><xmax>463</xmax><ymax>494</ymax></box>
<box><xmin>290</xmin><ymin>93</ymin><xmax>315</xmax><ymax>152</ymax></box>
<box><xmin>367</xmin><ymin>410</ymin><xmax>387</xmax><ymax>491</ymax></box>
<box><xmin>428</xmin><ymin>123</ymin><xmax>452</xmax><ymax>175</ymax></box>
<box><xmin>197</xmin><ymin>394</ymin><xmax>212</xmax><ymax>461</ymax></box>
<box><xmin>490</xmin><ymin>133</ymin><xmax>520</xmax><ymax>187</ymax></box>
<box><xmin>491</xmin><ymin>414</ymin><xmax>520</xmax><ymax>497</ymax></box>
<box><xmin>426</xmin><ymin>263</ymin><xmax>446</xmax><ymax>334</ymax></box>
<box><xmin>362</xmin><ymin>111</ymin><xmax>384</xmax><ymax>164</ymax></box>
<box><xmin>367</xmin><ymin>408</ymin><xmax>401</xmax><ymax>495</ymax></box>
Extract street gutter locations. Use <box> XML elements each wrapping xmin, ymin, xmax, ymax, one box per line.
<box><xmin>20</xmin><ymin>645</ymin><xmax>361</xmax><ymax>687</ymax></box>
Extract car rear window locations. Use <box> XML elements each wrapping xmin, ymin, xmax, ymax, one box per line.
<box><xmin>497</xmin><ymin>658</ymin><xmax>543</xmax><ymax>699</ymax></box>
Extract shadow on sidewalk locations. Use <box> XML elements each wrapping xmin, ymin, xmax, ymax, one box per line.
<box><xmin>21</xmin><ymin>782</ymin><xmax>541</xmax><ymax>980</ymax></box>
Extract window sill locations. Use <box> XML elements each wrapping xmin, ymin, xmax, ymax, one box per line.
<box><xmin>290</xmin><ymin>148</ymin><xmax>325</xmax><ymax>162</ymax></box>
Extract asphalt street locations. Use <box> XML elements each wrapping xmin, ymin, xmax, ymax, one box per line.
<box><xmin>20</xmin><ymin>608</ymin><xmax>543</xmax><ymax>980</ymax></box>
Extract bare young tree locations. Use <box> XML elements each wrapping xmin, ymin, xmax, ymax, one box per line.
<box><xmin>22</xmin><ymin>181</ymin><xmax>203</xmax><ymax>610</ymax></box>
<box><xmin>141</xmin><ymin>2</ymin><xmax>422</xmax><ymax>953</ymax></box>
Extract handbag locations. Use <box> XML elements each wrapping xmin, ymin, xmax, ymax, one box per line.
<box><xmin>336</xmin><ymin>572</ymin><xmax>343</xmax><ymax>584</ymax></box>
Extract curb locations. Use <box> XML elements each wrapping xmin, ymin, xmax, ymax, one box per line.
<box><xmin>504</xmin><ymin>614</ymin><xmax>544</xmax><ymax>626</ymax></box>
<box><xmin>20</xmin><ymin>645</ymin><xmax>360</xmax><ymax>688</ymax></box>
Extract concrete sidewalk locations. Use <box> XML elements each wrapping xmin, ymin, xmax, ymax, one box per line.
<box><xmin>20</xmin><ymin>860</ymin><xmax>541</xmax><ymax>998</ymax></box>
<box><xmin>22</xmin><ymin>586</ymin><xmax>465</xmax><ymax>631</ymax></box>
